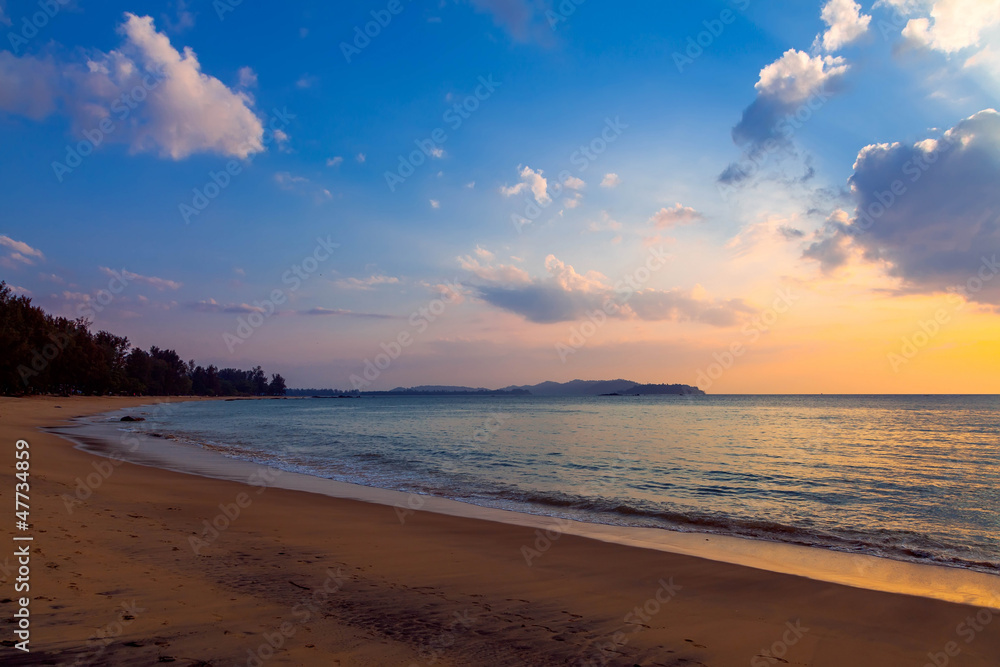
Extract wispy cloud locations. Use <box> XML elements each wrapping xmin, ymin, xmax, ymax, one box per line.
<box><xmin>237</xmin><ymin>66</ymin><xmax>258</xmax><ymax>89</ymax></box>
<box><xmin>274</xmin><ymin>172</ymin><xmax>332</xmax><ymax>201</ymax></box>
<box><xmin>296</xmin><ymin>74</ymin><xmax>318</xmax><ymax>89</ymax></box>
<box><xmin>301</xmin><ymin>307</ymin><xmax>396</xmax><ymax>319</ymax></box>
<box><xmin>333</xmin><ymin>274</ymin><xmax>402</xmax><ymax>290</ymax></box>
<box><xmin>161</xmin><ymin>0</ymin><xmax>196</xmax><ymax>33</ymax></box>
<box><xmin>274</xmin><ymin>172</ymin><xmax>309</xmax><ymax>189</ymax></box>
<box><xmin>0</xmin><ymin>235</ymin><xmax>44</xmax><ymax>264</ymax></box>
<box><xmin>188</xmin><ymin>299</ymin><xmax>260</xmax><ymax>313</ymax></box>
<box><xmin>586</xmin><ymin>211</ymin><xmax>622</xmax><ymax>233</ymax></box>
<box><xmin>99</xmin><ymin>267</ymin><xmax>181</xmax><ymax>290</ymax></box>
<box><xmin>468</xmin><ymin>0</ymin><xmax>556</xmax><ymax>43</ymax></box>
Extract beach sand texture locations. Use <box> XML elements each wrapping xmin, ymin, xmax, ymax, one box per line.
<box><xmin>2</xmin><ymin>395</ymin><xmax>999</xmax><ymax>666</ymax></box>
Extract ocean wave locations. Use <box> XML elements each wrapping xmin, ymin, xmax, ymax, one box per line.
<box><xmin>444</xmin><ymin>486</ymin><xmax>1000</xmax><ymax>575</ymax></box>
<box><xmin>125</xmin><ymin>405</ymin><xmax>1000</xmax><ymax>577</ymax></box>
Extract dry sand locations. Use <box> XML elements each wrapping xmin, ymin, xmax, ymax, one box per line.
<box><xmin>2</xmin><ymin>395</ymin><xmax>999</xmax><ymax>666</ymax></box>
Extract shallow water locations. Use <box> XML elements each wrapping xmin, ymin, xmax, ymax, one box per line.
<box><xmin>122</xmin><ymin>394</ymin><xmax>1000</xmax><ymax>574</ymax></box>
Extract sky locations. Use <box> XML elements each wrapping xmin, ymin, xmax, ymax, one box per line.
<box><xmin>1</xmin><ymin>0</ymin><xmax>999</xmax><ymax>393</ymax></box>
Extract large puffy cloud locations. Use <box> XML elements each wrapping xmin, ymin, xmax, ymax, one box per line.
<box><xmin>894</xmin><ymin>0</ymin><xmax>1000</xmax><ymax>54</ymax></box>
<box><xmin>816</xmin><ymin>0</ymin><xmax>871</xmax><ymax>51</ymax></box>
<box><xmin>806</xmin><ymin>109</ymin><xmax>1000</xmax><ymax>305</ymax></box>
<box><xmin>720</xmin><ymin>50</ymin><xmax>848</xmax><ymax>183</ymax></box>
<box><xmin>0</xmin><ymin>13</ymin><xmax>264</xmax><ymax>159</ymax></box>
<box><xmin>458</xmin><ymin>250</ymin><xmax>752</xmax><ymax>325</ymax></box>
<box><xmin>755</xmin><ymin>50</ymin><xmax>848</xmax><ymax>107</ymax></box>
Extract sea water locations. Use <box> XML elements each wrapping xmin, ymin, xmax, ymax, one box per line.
<box><xmin>118</xmin><ymin>394</ymin><xmax>1000</xmax><ymax>574</ymax></box>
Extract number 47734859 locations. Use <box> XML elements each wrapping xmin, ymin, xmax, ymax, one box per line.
<box><xmin>15</xmin><ymin>439</ymin><xmax>29</xmax><ymax>520</ymax></box>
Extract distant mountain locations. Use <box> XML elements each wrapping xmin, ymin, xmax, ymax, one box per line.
<box><xmin>371</xmin><ymin>387</ymin><xmax>529</xmax><ymax>396</ymax></box>
<box><xmin>390</xmin><ymin>385</ymin><xmax>491</xmax><ymax>393</ymax></box>
<box><xmin>503</xmin><ymin>379</ymin><xmax>637</xmax><ymax>396</ymax></box>
<box><xmin>502</xmin><ymin>379</ymin><xmax>704</xmax><ymax>396</ymax></box>
<box><xmin>289</xmin><ymin>379</ymin><xmax>704</xmax><ymax>397</ymax></box>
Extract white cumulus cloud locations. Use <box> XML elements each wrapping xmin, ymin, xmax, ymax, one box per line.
<box><xmin>0</xmin><ymin>13</ymin><xmax>265</xmax><ymax>160</ymax></box>
<box><xmin>500</xmin><ymin>165</ymin><xmax>550</xmax><ymax>205</ymax></box>
<box><xmin>755</xmin><ymin>50</ymin><xmax>849</xmax><ymax>105</ymax></box>
<box><xmin>649</xmin><ymin>204</ymin><xmax>704</xmax><ymax>228</ymax></box>
<box><xmin>900</xmin><ymin>0</ymin><xmax>1000</xmax><ymax>53</ymax></box>
<box><xmin>816</xmin><ymin>0</ymin><xmax>872</xmax><ymax>52</ymax></box>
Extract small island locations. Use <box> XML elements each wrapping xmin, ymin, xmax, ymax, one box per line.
<box><xmin>602</xmin><ymin>383</ymin><xmax>705</xmax><ymax>396</ymax></box>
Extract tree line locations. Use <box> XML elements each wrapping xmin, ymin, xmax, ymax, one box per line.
<box><xmin>0</xmin><ymin>282</ymin><xmax>286</xmax><ymax>397</ymax></box>
<box><xmin>284</xmin><ymin>388</ymin><xmax>361</xmax><ymax>397</ymax></box>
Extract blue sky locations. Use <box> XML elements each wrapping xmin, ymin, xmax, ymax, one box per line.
<box><xmin>2</xmin><ymin>0</ymin><xmax>999</xmax><ymax>392</ymax></box>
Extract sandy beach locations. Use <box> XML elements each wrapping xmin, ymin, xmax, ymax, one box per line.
<box><xmin>2</xmin><ymin>396</ymin><xmax>999</xmax><ymax>666</ymax></box>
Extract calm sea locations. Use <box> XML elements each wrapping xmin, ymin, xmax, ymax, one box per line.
<box><xmin>128</xmin><ymin>394</ymin><xmax>1000</xmax><ymax>573</ymax></box>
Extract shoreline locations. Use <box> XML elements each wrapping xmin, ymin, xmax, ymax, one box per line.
<box><xmin>57</xmin><ymin>400</ymin><xmax>1000</xmax><ymax>609</ymax></box>
<box><xmin>3</xmin><ymin>395</ymin><xmax>1000</xmax><ymax>665</ymax></box>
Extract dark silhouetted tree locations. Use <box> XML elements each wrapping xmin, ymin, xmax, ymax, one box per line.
<box><xmin>267</xmin><ymin>373</ymin><xmax>286</xmax><ymax>396</ymax></box>
<box><xmin>0</xmin><ymin>281</ymin><xmax>286</xmax><ymax>397</ymax></box>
